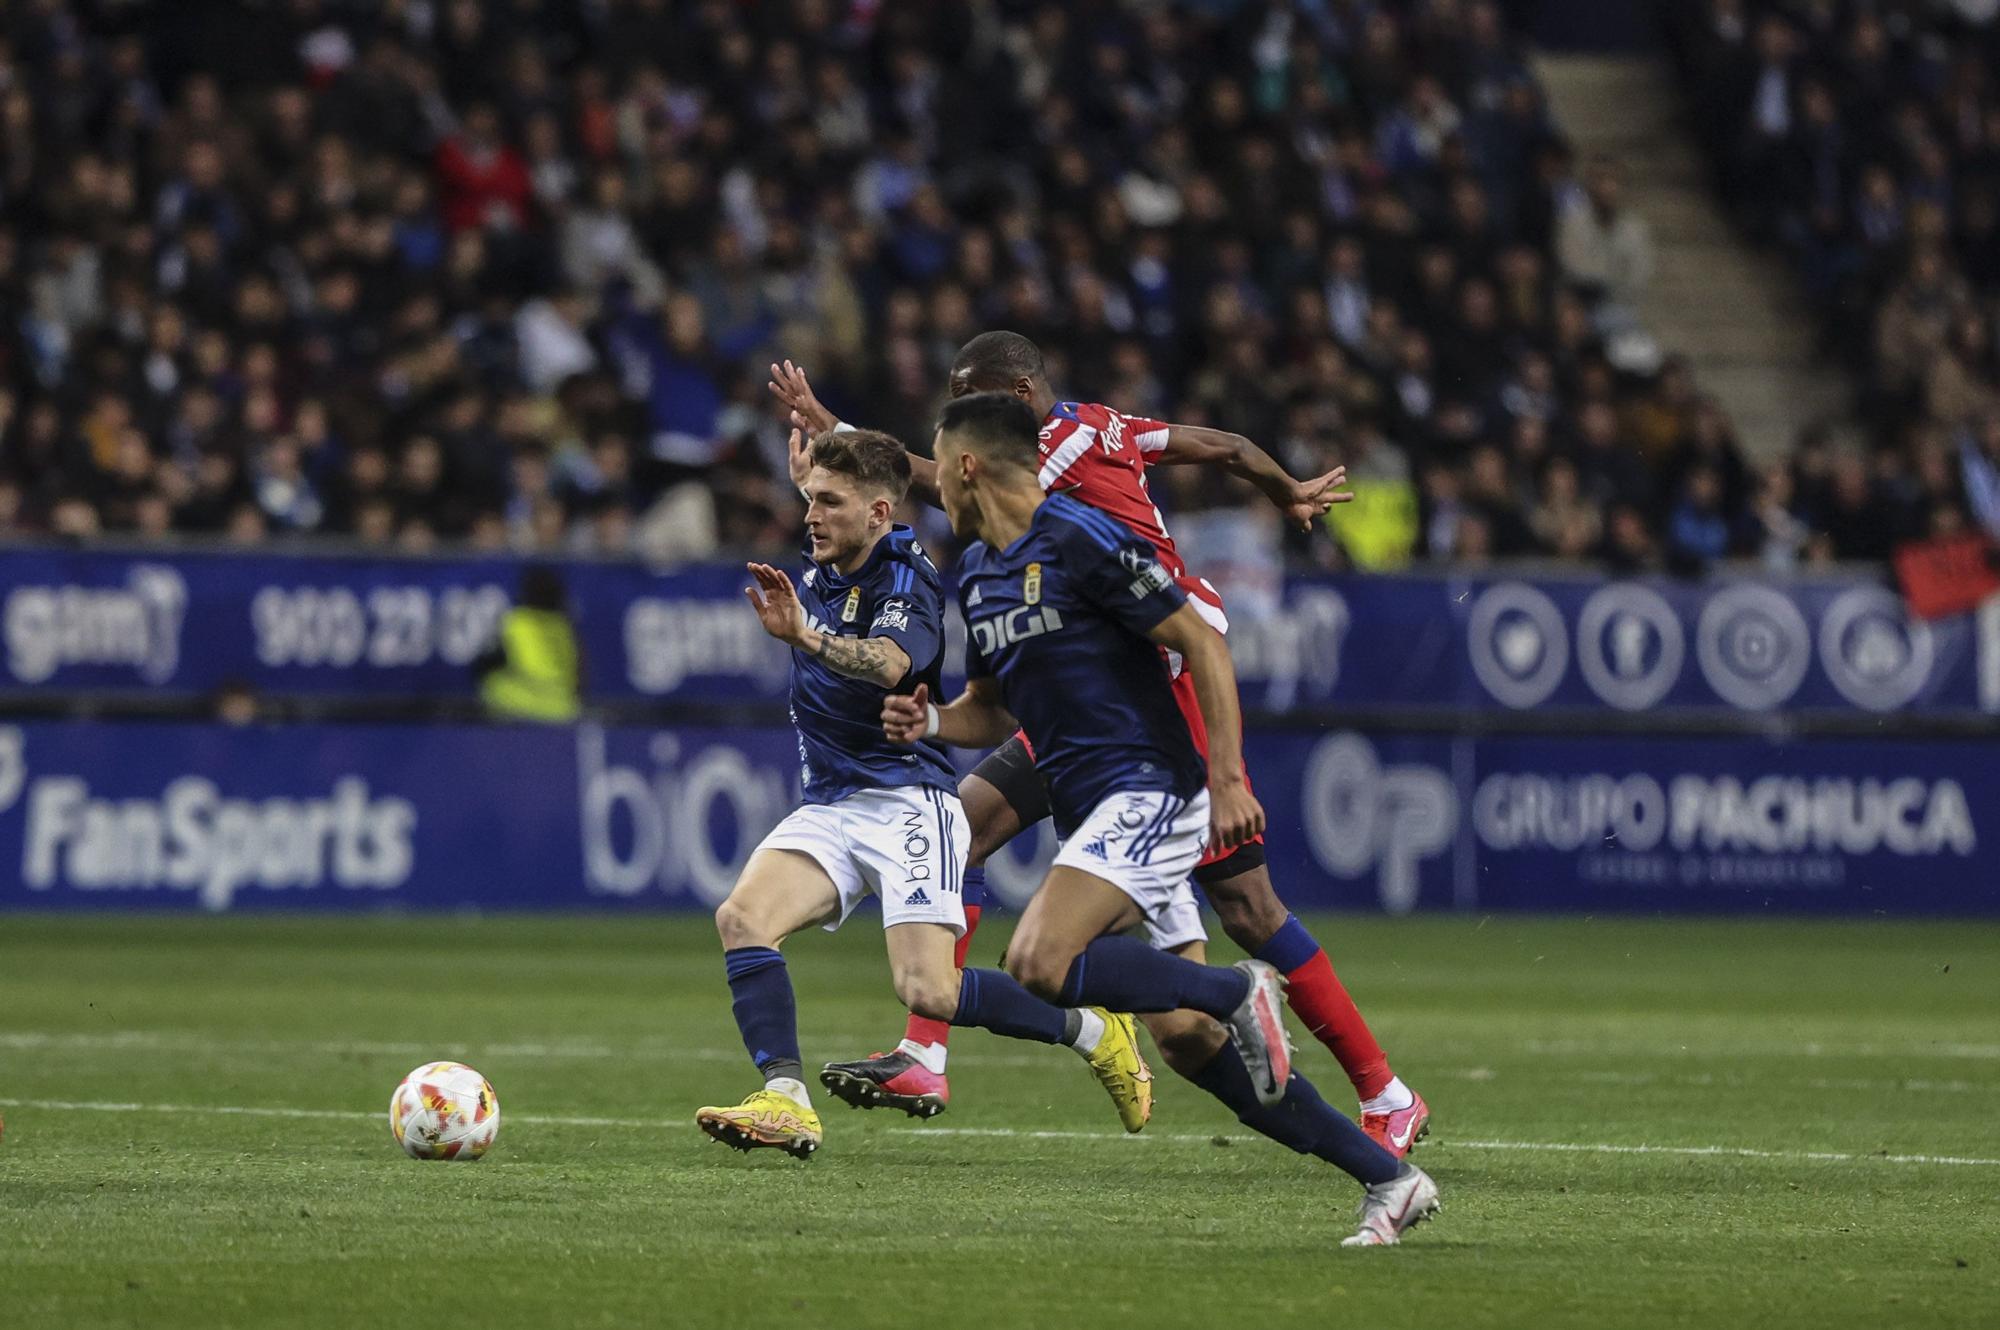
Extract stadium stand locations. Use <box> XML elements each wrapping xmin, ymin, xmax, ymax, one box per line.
<box><xmin>0</xmin><ymin>0</ymin><xmax>1937</xmax><ymax>571</ymax></box>
<box><xmin>1663</xmin><ymin>0</ymin><xmax>2000</xmax><ymax>551</ymax></box>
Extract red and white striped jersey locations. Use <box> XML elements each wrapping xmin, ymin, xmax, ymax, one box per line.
<box><xmin>1034</xmin><ymin>400</ymin><xmax>1229</xmax><ymax>633</ymax></box>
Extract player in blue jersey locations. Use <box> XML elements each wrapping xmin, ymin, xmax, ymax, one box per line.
<box><xmin>695</xmin><ymin>428</ymin><xmax>1155</xmax><ymax>1158</ymax></box>
<box><xmin>883</xmin><ymin>395</ymin><xmax>1439</xmax><ymax>1244</ymax></box>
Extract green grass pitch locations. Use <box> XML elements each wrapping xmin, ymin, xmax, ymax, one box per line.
<box><xmin>1</xmin><ymin>912</ymin><xmax>1995</xmax><ymax>1328</ymax></box>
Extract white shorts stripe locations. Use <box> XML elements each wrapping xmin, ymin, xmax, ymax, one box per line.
<box><xmin>1052</xmin><ymin>789</ymin><xmax>1210</xmax><ymax>927</ymax></box>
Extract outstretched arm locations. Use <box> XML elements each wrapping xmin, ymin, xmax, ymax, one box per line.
<box><xmin>882</xmin><ymin>678</ymin><xmax>1017</xmax><ymax>749</ymax></box>
<box><xmin>1145</xmin><ymin>602</ymin><xmax>1265</xmax><ymax>852</ymax></box>
<box><xmin>1154</xmin><ymin>424</ymin><xmax>1350</xmax><ymax>531</ymax></box>
<box><xmin>770</xmin><ymin>359</ymin><xmax>941</xmax><ymax>506</ymax></box>
<box><xmin>745</xmin><ymin>562</ymin><xmax>911</xmax><ymax>687</ymax></box>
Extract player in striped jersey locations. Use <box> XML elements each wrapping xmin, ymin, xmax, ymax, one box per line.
<box><xmin>771</xmin><ymin>338</ymin><xmax>1430</xmax><ymax>1159</ymax></box>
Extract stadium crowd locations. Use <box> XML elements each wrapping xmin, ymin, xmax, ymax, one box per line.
<box><xmin>1667</xmin><ymin>0</ymin><xmax>2000</xmax><ymax>552</ymax></box>
<box><xmin>0</xmin><ymin>0</ymin><xmax>1933</xmax><ymax>575</ymax></box>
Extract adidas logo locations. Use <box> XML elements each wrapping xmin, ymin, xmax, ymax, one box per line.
<box><xmin>1082</xmin><ymin>839</ymin><xmax>1108</xmax><ymax>861</ymax></box>
<box><xmin>905</xmin><ymin>888</ymin><xmax>931</xmax><ymax>906</ymax></box>
<box><xmin>965</xmin><ymin>586</ymin><xmax>982</xmax><ymax>606</ymax></box>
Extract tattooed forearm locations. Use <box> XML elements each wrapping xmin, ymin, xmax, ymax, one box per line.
<box><xmin>811</xmin><ymin>632</ymin><xmax>910</xmax><ymax>686</ymax></box>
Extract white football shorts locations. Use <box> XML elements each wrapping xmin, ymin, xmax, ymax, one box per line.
<box><xmin>756</xmin><ymin>784</ymin><xmax>970</xmax><ymax>935</ymax></box>
<box><xmin>1051</xmin><ymin>788</ymin><xmax>1212</xmax><ymax>933</ymax></box>
<box><xmin>1145</xmin><ymin>879</ymin><xmax>1211</xmax><ymax>952</ymax></box>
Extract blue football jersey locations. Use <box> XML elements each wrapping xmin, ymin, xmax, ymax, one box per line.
<box><xmin>789</xmin><ymin>525</ymin><xmax>955</xmax><ymax>804</ymax></box>
<box><xmin>958</xmin><ymin>492</ymin><xmax>1206</xmax><ymax>836</ymax></box>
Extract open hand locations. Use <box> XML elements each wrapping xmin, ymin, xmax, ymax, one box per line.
<box><xmin>1286</xmin><ymin>466</ymin><xmax>1353</xmax><ymax>531</ymax></box>
<box><xmin>767</xmin><ymin>359</ymin><xmax>839</xmax><ymax>437</ymax></box>
<box><xmin>744</xmin><ymin>563</ymin><xmax>805</xmax><ymax>645</ymax></box>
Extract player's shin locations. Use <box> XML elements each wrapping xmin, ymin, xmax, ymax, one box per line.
<box><xmin>900</xmin><ymin>868</ymin><xmax>985</xmax><ymax>1066</ymax></box>
<box><xmin>724</xmin><ymin>946</ymin><xmax>810</xmax><ymax>1106</ymax></box>
<box><xmin>1188</xmin><ymin>1041</ymin><xmax>1401</xmax><ymax>1187</ymax></box>
<box><xmin>951</xmin><ymin>965</ymin><xmax>1068</xmax><ymax>1043</ymax></box>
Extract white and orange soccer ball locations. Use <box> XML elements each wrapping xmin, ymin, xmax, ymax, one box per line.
<box><xmin>389</xmin><ymin>1062</ymin><xmax>500</xmax><ymax>1160</ymax></box>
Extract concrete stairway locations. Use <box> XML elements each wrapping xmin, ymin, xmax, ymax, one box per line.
<box><xmin>1532</xmin><ymin>54</ymin><xmax>1854</xmax><ymax>460</ymax></box>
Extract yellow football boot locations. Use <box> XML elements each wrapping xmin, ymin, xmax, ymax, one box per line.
<box><xmin>695</xmin><ymin>1088</ymin><xmax>823</xmax><ymax>1158</ymax></box>
<box><xmin>1081</xmin><ymin>1008</ymin><xmax>1153</xmax><ymax>1133</ymax></box>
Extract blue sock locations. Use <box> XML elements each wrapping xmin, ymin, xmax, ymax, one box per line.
<box><xmin>962</xmin><ymin>864</ymin><xmax>987</xmax><ymax>912</ymax></box>
<box><xmin>1255</xmin><ymin>913</ymin><xmax>1321</xmax><ymax>973</ymax></box>
<box><xmin>723</xmin><ymin>946</ymin><xmax>801</xmax><ymax>1079</ymax></box>
<box><xmin>1056</xmin><ymin>934</ymin><xmax>1249</xmax><ymax>1017</ymax></box>
<box><xmin>1190</xmin><ymin>1042</ymin><xmax>1400</xmax><ymax>1185</ymax></box>
<box><xmin>952</xmin><ymin>966</ymin><xmax>1066</xmax><ymax>1043</ymax></box>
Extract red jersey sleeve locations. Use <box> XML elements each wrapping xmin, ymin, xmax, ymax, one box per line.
<box><xmin>1126</xmin><ymin>415</ymin><xmax>1172</xmax><ymax>461</ymax></box>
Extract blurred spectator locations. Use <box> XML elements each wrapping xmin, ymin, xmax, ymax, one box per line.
<box><xmin>1664</xmin><ymin>0</ymin><xmax>1998</xmax><ymax>555</ymax></box>
<box><xmin>1556</xmin><ymin>158</ymin><xmax>1654</xmax><ymax>325</ymax></box>
<box><xmin>0</xmin><ymin>0</ymin><xmax>1883</xmax><ymax>576</ymax></box>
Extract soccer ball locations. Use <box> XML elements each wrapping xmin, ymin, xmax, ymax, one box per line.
<box><xmin>389</xmin><ymin>1061</ymin><xmax>500</xmax><ymax>1160</ymax></box>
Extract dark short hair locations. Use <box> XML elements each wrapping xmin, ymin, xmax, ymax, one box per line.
<box><xmin>808</xmin><ymin>428</ymin><xmax>911</xmax><ymax>501</ymax></box>
<box><xmin>951</xmin><ymin>330</ymin><xmax>1045</xmax><ymax>389</ymax></box>
<box><xmin>937</xmin><ymin>391</ymin><xmax>1040</xmax><ymax>470</ymax></box>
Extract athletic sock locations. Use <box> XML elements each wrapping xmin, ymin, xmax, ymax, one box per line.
<box><xmin>1189</xmin><ymin>1042</ymin><xmax>1400</xmax><ymax>1186</ymax></box>
<box><xmin>896</xmin><ymin>1038</ymin><xmax>947</xmax><ymax>1075</ymax></box>
<box><xmin>952</xmin><ymin>965</ymin><xmax>1066</xmax><ymax>1043</ymax></box>
<box><xmin>1056</xmin><ymin>934</ymin><xmax>1250</xmax><ymax>1018</ymax></box>
<box><xmin>1063</xmin><ymin>1007</ymin><xmax>1107</xmax><ymax>1056</ymax></box>
<box><xmin>1255</xmin><ymin>913</ymin><xmax>1393</xmax><ymax>1101</ymax></box>
<box><xmin>1359</xmin><ymin>1075</ymin><xmax>1414</xmax><ymax>1117</ymax></box>
<box><xmin>764</xmin><ymin>1075</ymin><xmax>812</xmax><ymax>1109</ymax></box>
<box><xmin>724</xmin><ymin>945</ymin><xmax>802</xmax><ymax>1083</ymax></box>
<box><xmin>902</xmin><ymin>880</ymin><xmax>985</xmax><ymax>1059</ymax></box>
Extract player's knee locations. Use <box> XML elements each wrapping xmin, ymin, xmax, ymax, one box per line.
<box><xmin>965</xmin><ymin>827</ymin><xmax>1009</xmax><ymax>871</ymax></box>
<box><xmin>1005</xmin><ymin>939</ymin><xmax>1071</xmax><ymax>1002</ymax></box>
<box><xmin>1206</xmin><ymin>873</ymin><xmax>1287</xmax><ymax>949</ymax></box>
<box><xmin>1147</xmin><ymin>1013</ymin><xmax>1228</xmax><ymax>1078</ymax></box>
<box><xmin>713</xmin><ymin>896</ymin><xmax>768</xmax><ymax>950</ymax></box>
<box><xmin>895</xmin><ymin>969</ymin><xmax>960</xmax><ymax>1022</ymax></box>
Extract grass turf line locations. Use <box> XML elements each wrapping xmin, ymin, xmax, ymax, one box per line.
<box><xmin>0</xmin><ymin>912</ymin><xmax>1994</xmax><ymax>1329</ymax></box>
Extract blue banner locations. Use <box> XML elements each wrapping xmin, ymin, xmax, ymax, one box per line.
<box><xmin>1</xmin><ymin>545</ymin><xmax>1996</xmax><ymax>716</ymax></box>
<box><xmin>2</xmin><ymin>720</ymin><xmax>1991</xmax><ymax>916</ymax></box>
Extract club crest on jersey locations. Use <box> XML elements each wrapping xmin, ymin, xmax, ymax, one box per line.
<box><xmin>1024</xmin><ymin>562</ymin><xmax>1043</xmax><ymax>606</ymax></box>
<box><xmin>841</xmin><ymin>586</ymin><xmax>862</xmax><ymax>623</ymax></box>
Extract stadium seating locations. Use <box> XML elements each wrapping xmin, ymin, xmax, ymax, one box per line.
<box><xmin>0</xmin><ymin>0</ymin><xmax>1946</xmax><ymax>570</ymax></box>
<box><xmin>1662</xmin><ymin>0</ymin><xmax>2000</xmax><ymax>550</ymax></box>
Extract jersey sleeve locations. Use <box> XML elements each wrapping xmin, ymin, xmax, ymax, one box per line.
<box><xmin>868</xmin><ymin>570</ymin><xmax>943</xmax><ymax>679</ymax></box>
<box><xmin>1064</xmin><ymin>516</ymin><xmax>1188</xmax><ymax>636</ymax></box>
<box><xmin>1127</xmin><ymin>414</ymin><xmax>1172</xmax><ymax>461</ymax></box>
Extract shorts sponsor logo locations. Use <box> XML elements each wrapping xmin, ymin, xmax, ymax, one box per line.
<box><xmin>1696</xmin><ymin>584</ymin><xmax>1810</xmax><ymax>710</ymax></box>
<box><xmin>1576</xmin><ymin>584</ymin><xmax>1685</xmax><ymax>711</ymax></box>
<box><xmin>1468</xmin><ymin>582</ymin><xmax>1568</xmax><ymax>709</ymax></box>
